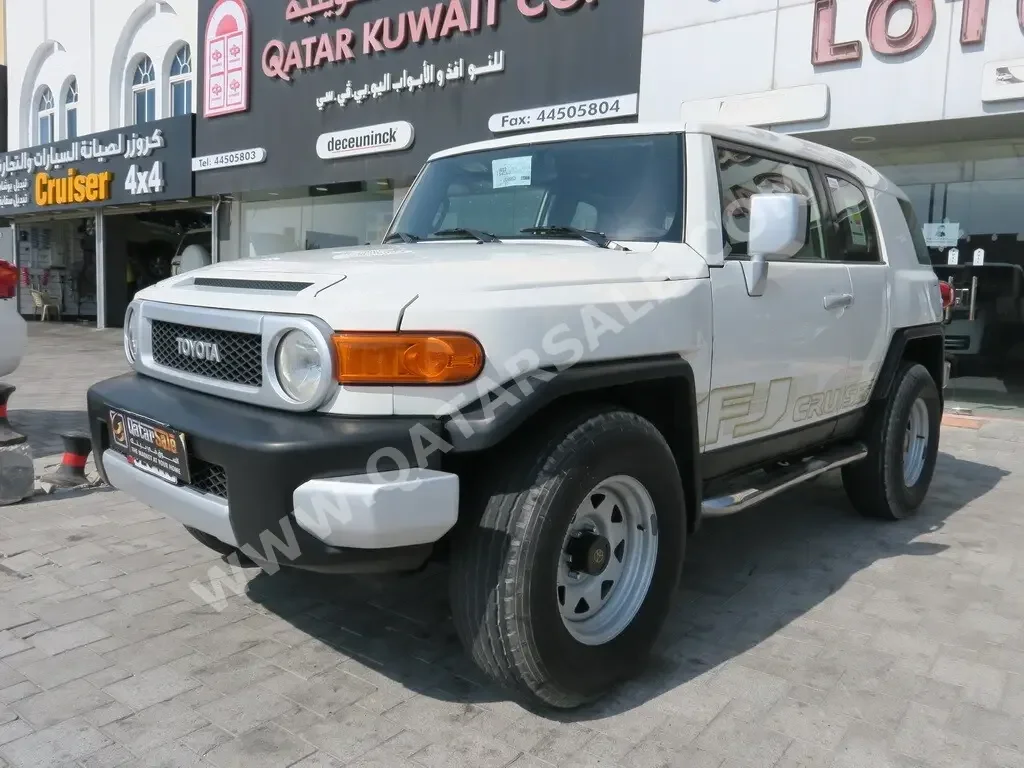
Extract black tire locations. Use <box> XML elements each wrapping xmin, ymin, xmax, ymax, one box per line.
<box><xmin>842</xmin><ymin>362</ymin><xmax>941</xmax><ymax>520</ymax></box>
<box><xmin>449</xmin><ymin>407</ymin><xmax>686</xmax><ymax>709</ymax></box>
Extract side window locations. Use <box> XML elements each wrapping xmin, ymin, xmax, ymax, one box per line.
<box><xmin>716</xmin><ymin>145</ymin><xmax>827</xmax><ymax>261</ymax></box>
<box><xmin>823</xmin><ymin>174</ymin><xmax>881</xmax><ymax>263</ymax></box>
<box><xmin>896</xmin><ymin>197</ymin><xmax>933</xmax><ymax>266</ymax></box>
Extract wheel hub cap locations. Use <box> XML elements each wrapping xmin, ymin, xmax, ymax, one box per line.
<box><xmin>564</xmin><ymin>531</ymin><xmax>611</xmax><ymax>577</ymax></box>
<box><xmin>902</xmin><ymin>396</ymin><xmax>930</xmax><ymax>487</ymax></box>
<box><xmin>556</xmin><ymin>475</ymin><xmax>659</xmax><ymax>646</ymax></box>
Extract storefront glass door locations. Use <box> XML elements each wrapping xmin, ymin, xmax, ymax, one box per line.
<box><xmin>868</xmin><ymin>143</ymin><xmax>1024</xmax><ymax>419</ymax></box>
<box><xmin>14</xmin><ymin>218</ymin><xmax>97</xmax><ymax>322</ymax></box>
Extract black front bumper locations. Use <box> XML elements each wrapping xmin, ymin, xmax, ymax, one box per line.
<box><xmin>86</xmin><ymin>373</ymin><xmax>445</xmax><ymax>573</ymax></box>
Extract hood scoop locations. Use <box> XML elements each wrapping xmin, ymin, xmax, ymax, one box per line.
<box><xmin>191</xmin><ymin>277</ymin><xmax>316</xmax><ymax>292</ymax></box>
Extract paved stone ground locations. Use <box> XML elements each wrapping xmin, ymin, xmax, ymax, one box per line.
<box><xmin>2</xmin><ymin>324</ymin><xmax>1024</xmax><ymax>767</ymax></box>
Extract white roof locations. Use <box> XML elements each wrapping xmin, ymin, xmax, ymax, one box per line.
<box><xmin>428</xmin><ymin>121</ymin><xmax>903</xmax><ymax>198</ymax></box>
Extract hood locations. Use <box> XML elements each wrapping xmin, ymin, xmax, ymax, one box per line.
<box><xmin>136</xmin><ymin>241</ymin><xmax>708</xmax><ymax>328</ymax></box>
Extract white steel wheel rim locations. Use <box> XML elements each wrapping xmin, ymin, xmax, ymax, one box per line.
<box><xmin>903</xmin><ymin>397</ymin><xmax>930</xmax><ymax>487</ymax></box>
<box><xmin>556</xmin><ymin>475</ymin><xmax>659</xmax><ymax>646</ymax></box>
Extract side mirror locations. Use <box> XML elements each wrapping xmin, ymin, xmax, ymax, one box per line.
<box><xmin>742</xmin><ymin>193</ymin><xmax>809</xmax><ymax>297</ymax></box>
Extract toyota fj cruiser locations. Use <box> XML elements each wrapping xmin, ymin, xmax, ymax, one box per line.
<box><xmin>86</xmin><ymin>122</ymin><xmax>949</xmax><ymax>709</ymax></box>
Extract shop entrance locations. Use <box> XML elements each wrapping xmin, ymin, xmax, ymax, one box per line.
<box><xmin>15</xmin><ymin>216</ymin><xmax>99</xmax><ymax>323</ymax></box>
<box><xmin>102</xmin><ymin>204</ymin><xmax>213</xmax><ymax>327</ymax></box>
<box><xmin>855</xmin><ymin>137</ymin><xmax>1024</xmax><ymax>419</ymax></box>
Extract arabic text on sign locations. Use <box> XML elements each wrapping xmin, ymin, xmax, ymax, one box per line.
<box><xmin>0</xmin><ymin>127</ymin><xmax>166</xmax><ymax>179</ymax></box>
<box><xmin>285</xmin><ymin>0</ymin><xmax>367</xmax><ymax>22</ymax></box>
<box><xmin>284</xmin><ymin>0</ymin><xmax>592</xmax><ymax>24</ymax></box>
<box><xmin>315</xmin><ymin>51</ymin><xmax>504</xmax><ymax>111</ymax></box>
<box><xmin>264</xmin><ymin>0</ymin><xmax>593</xmax><ymax>82</ymax></box>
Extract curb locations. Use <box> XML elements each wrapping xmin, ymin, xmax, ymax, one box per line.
<box><xmin>942</xmin><ymin>413</ymin><xmax>984</xmax><ymax>430</ymax></box>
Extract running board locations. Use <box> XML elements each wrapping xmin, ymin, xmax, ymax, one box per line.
<box><xmin>701</xmin><ymin>443</ymin><xmax>868</xmax><ymax>517</ymax></box>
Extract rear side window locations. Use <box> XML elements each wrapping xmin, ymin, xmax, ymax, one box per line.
<box><xmin>823</xmin><ymin>175</ymin><xmax>881</xmax><ymax>263</ymax></box>
<box><xmin>897</xmin><ymin>198</ymin><xmax>933</xmax><ymax>266</ymax></box>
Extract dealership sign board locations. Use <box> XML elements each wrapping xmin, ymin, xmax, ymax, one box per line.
<box><xmin>811</xmin><ymin>0</ymin><xmax>1023</xmax><ymax>65</ymax></box>
<box><xmin>194</xmin><ymin>0</ymin><xmax>644</xmax><ymax>194</ymax></box>
<box><xmin>0</xmin><ymin>116</ymin><xmax>194</xmax><ymax>216</ymax></box>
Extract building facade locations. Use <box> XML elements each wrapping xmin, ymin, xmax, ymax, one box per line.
<box><xmin>193</xmin><ymin>0</ymin><xmax>645</xmax><ymax>262</ymax></box>
<box><xmin>7</xmin><ymin>0</ymin><xmax>197</xmax><ymax>146</ymax></box>
<box><xmin>1</xmin><ymin>0</ymin><xmax>207</xmax><ymax>329</ymax></box>
<box><xmin>641</xmin><ymin>0</ymin><xmax>1024</xmax><ymax>417</ymax></box>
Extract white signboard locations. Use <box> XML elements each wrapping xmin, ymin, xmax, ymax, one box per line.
<box><xmin>924</xmin><ymin>222</ymin><xmax>959</xmax><ymax>248</ymax></box>
<box><xmin>316</xmin><ymin>122</ymin><xmax>414</xmax><ymax>160</ymax></box>
<box><xmin>488</xmin><ymin>94</ymin><xmax>639</xmax><ymax>134</ymax></box>
<box><xmin>981</xmin><ymin>58</ymin><xmax>1024</xmax><ymax>104</ymax></box>
<box><xmin>973</xmin><ymin>248</ymin><xmax>986</xmax><ymax>266</ymax></box>
<box><xmin>192</xmin><ymin>148</ymin><xmax>267</xmax><ymax>172</ymax></box>
<box><xmin>947</xmin><ymin>248</ymin><xmax>959</xmax><ymax>265</ymax></box>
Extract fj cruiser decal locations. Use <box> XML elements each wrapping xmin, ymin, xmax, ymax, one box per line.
<box><xmin>700</xmin><ymin>378</ymin><xmax>873</xmax><ymax>447</ymax></box>
<box><xmin>701</xmin><ymin>377</ymin><xmax>793</xmax><ymax>447</ymax></box>
<box><xmin>792</xmin><ymin>382</ymin><xmax>871</xmax><ymax>423</ymax></box>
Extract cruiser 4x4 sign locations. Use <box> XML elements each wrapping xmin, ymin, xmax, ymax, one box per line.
<box><xmin>194</xmin><ymin>0</ymin><xmax>643</xmax><ymax>194</ymax></box>
<box><xmin>0</xmin><ymin>116</ymin><xmax>194</xmax><ymax>216</ymax></box>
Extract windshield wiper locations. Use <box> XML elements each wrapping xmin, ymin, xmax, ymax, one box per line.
<box><xmin>519</xmin><ymin>226</ymin><xmax>629</xmax><ymax>251</ymax></box>
<box><xmin>383</xmin><ymin>231</ymin><xmax>421</xmax><ymax>243</ymax></box>
<box><xmin>430</xmin><ymin>227</ymin><xmax>502</xmax><ymax>244</ymax></box>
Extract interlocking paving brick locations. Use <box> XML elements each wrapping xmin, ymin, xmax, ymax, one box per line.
<box><xmin>197</xmin><ymin>686</ymin><xmax>293</xmax><ymax>736</ymax></box>
<box><xmin>204</xmin><ymin>723</ymin><xmax>315</xmax><ymax>768</ymax></box>
<box><xmin>12</xmin><ymin>678</ymin><xmax>113</xmax><ymax>729</ymax></box>
<box><xmin>76</xmin><ymin>742</ymin><xmax>134</xmax><ymax>768</ymax></box>
<box><xmin>3</xmin><ymin>325</ymin><xmax>1024</xmax><ymax>768</ymax></box>
<box><xmin>7</xmin><ymin>646</ymin><xmax>110</xmax><ymax>690</ymax></box>
<box><xmin>101</xmin><ymin>664</ymin><xmax>200</xmax><ymax>710</ymax></box>
<box><xmin>0</xmin><ymin>717</ymin><xmax>111</xmax><ymax>768</ymax></box>
<box><xmin>30</xmin><ymin>618</ymin><xmax>109</xmax><ymax>655</ymax></box>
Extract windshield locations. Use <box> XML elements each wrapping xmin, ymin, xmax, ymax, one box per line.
<box><xmin>388</xmin><ymin>134</ymin><xmax>683</xmax><ymax>244</ymax></box>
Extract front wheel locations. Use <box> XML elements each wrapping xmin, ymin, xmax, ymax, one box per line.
<box><xmin>449</xmin><ymin>408</ymin><xmax>686</xmax><ymax>709</ymax></box>
<box><xmin>842</xmin><ymin>362</ymin><xmax>941</xmax><ymax>520</ymax></box>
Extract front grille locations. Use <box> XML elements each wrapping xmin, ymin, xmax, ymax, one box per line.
<box><xmin>189</xmin><ymin>458</ymin><xmax>228</xmax><ymax>499</ymax></box>
<box><xmin>945</xmin><ymin>335</ymin><xmax>970</xmax><ymax>351</ymax></box>
<box><xmin>151</xmin><ymin>320</ymin><xmax>262</xmax><ymax>387</ymax></box>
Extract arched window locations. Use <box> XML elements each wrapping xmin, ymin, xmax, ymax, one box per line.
<box><xmin>36</xmin><ymin>87</ymin><xmax>55</xmax><ymax>144</ymax></box>
<box><xmin>65</xmin><ymin>79</ymin><xmax>79</xmax><ymax>139</ymax></box>
<box><xmin>169</xmin><ymin>44</ymin><xmax>193</xmax><ymax>117</ymax></box>
<box><xmin>132</xmin><ymin>56</ymin><xmax>156</xmax><ymax>124</ymax></box>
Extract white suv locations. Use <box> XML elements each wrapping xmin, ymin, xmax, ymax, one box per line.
<box><xmin>87</xmin><ymin>122</ymin><xmax>948</xmax><ymax>709</ymax></box>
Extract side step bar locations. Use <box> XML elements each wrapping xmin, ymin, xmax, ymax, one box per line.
<box><xmin>702</xmin><ymin>442</ymin><xmax>868</xmax><ymax>517</ymax></box>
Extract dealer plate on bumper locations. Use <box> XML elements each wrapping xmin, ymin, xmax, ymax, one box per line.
<box><xmin>107</xmin><ymin>408</ymin><xmax>191</xmax><ymax>485</ymax></box>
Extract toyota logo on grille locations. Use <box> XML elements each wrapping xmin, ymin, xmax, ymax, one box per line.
<box><xmin>176</xmin><ymin>337</ymin><xmax>222</xmax><ymax>363</ymax></box>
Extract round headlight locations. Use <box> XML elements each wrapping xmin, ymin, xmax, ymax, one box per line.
<box><xmin>123</xmin><ymin>306</ymin><xmax>138</xmax><ymax>364</ymax></box>
<box><xmin>274</xmin><ymin>329</ymin><xmax>325</xmax><ymax>403</ymax></box>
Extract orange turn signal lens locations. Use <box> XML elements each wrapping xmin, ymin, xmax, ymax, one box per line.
<box><xmin>330</xmin><ymin>332</ymin><xmax>485</xmax><ymax>385</ymax></box>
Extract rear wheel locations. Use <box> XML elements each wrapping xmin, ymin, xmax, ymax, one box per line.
<box><xmin>842</xmin><ymin>362</ymin><xmax>941</xmax><ymax>520</ymax></box>
<box><xmin>449</xmin><ymin>408</ymin><xmax>686</xmax><ymax>709</ymax></box>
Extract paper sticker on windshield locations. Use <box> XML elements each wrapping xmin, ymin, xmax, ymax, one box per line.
<box><xmin>492</xmin><ymin>156</ymin><xmax>532</xmax><ymax>189</ymax></box>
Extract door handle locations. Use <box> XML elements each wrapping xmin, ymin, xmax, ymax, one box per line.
<box><xmin>823</xmin><ymin>293</ymin><xmax>854</xmax><ymax>310</ymax></box>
